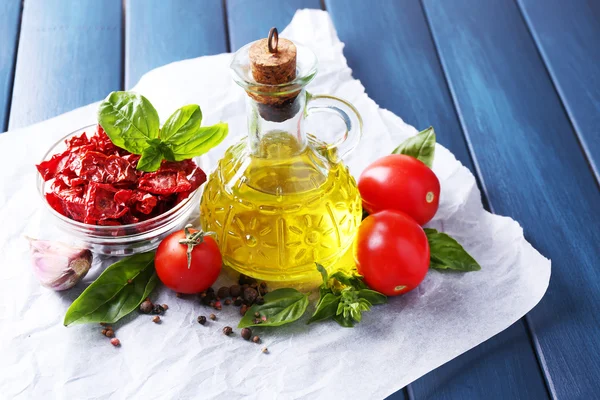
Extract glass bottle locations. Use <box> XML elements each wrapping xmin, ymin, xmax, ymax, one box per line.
<box><xmin>200</xmin><ymin>31</ymin><xmax>363</xmax><ymax>283</ymax></box>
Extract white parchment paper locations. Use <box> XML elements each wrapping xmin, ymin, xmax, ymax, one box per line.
<box><xmin>0</xmin><ymin>10</ymin><xmax>550</xmax><ymax>400</ymax></box>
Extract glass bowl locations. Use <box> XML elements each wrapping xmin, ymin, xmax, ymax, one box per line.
<box><xmin>36</xmin><ymin>125</ymin><xmax>203</xmax><ymax>256</ymax></box>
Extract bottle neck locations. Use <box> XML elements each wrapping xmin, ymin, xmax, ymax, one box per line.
<box><xmin>247</xmin><ymin>91</ymin><xmax>307</xmax><ymax>157</ymax></box>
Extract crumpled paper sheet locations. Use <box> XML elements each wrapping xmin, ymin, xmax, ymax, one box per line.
<box><xmin>0</xmin><ymin>10</ymin><xmax>550</xmax><ymax>400</ymax></box>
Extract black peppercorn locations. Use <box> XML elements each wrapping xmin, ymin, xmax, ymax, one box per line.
<box><xmin>234</xmin><ymin>298</ymin><xmax>243</xmax><ymax>307</ymax></box>
<box><xmin>217</xmin><ymin>286</ymin><xmax>230</xmax><ymax>299</ymax></box>
<box><xmin>256</xmin><ymin>296</ymin><xmax>265</xmax><ymax>305</ymax></box>
<box><xmin>223</xmin><ymin>326</ymin><xmax>233</xmax><ymax>335</ymax></box>
<box><xmin>152</xmin><ymin>304</ymin><xmax>165</xmax><ymax>315</ymax></box>
<box><xmin>206</xmin><ymin>287</ymin><xmax>215</xmax><ymax>294</ymax></box>
<box><xmin>139</xmin><ymin>299</ymin><xmax>153</xmax><ymax>314</ymax></box>
<box><xmin>243</xmin><ymin>287</ymin><xmax>258</xmax><ymax>305</ymax></box>
<box><xmin>197</xmin><ymin>316</ymin><xmax>207</xmax><ymax>325</ymax></box>
<box><xmin>241</xmin><ymin>328</ymin><xmax>252</xmax><ymax>340</ymax></box>
<box><xmin>239</xmin><ymin>274</ymin><xmax>257</xmax><ymax>286</ymax></box>
<box><xmin>229</xmin><ymin>284</ymin><xmax>242</xmax><ymax>297</ymax></box>
<box><xmin>224</xmin><ymin>299</ymin><xmax>232</xmax><ymax>306</ymax></box>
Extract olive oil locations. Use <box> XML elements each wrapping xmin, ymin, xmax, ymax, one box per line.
<box><xmin>200</xmin><ymin>133</ymin><xmax>362</xmax><ymax>282</ymax></box>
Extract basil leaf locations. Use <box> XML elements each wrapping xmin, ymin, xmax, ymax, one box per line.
<box><xmin>333</xmin><ymin>313</ymin><xmax>355</xmax><ymax>328</ymax></box>
<box><xmin>137</xmin><ymin>145</ymin><xmax>164</xmax><ymax>172</ymax></box>
<box><xmin>425</xmin><ymin>228</ymin><xmax>481</xmax><ymax>271</ymax></box>
<box><xmin>64</xmin><ymin>253</ymin><xmax>158</xmax><ymax>326</ymax></box>
<box><xmin>392</xmin><ymin>126</ymin><xmax>436</xmax><ymax>168</ymax></box>
<box><xmin>358</xmin><ymin>289</ymin><xmax>387</xmax><ymax>305</ymax></box>
<box><xmin>238</xmin><ymin>288</ymin><xmax>309</xmax><ymax>328</ymax></box>
<box><xmin>160</xmin><ymin>104</ymin><xmax>203</xmax><ymax>142</ymax></box>
<box><xmin>330</xmin><ymin>271</ymin><xmax>368</xmax><ymax>290</ymax></box>
<box><xmin>167</xmin><ymin>123</ymin><xmax>228</xmax><ymax>161</ymax></box>
<box><xmin>98</xmin><ymin>91</ymin><xmax>160</xmax><ymax>154</ymax></box>
<box><xmin>316</xmin><ymin>263</ymin><xmax>328</xmax><ymax>286</ymax></box>
<box><xmin>307</xmin><ymin>293</ymin><xmax>340</xmax><ymax>324</ymax></box>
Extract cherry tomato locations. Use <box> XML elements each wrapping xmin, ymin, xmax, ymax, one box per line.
<box><xmin>358</xmin><ymin>154</ymin><xmax>440</xmax><ymax>225</ymax></box>
<box><xmin>355</xmin><ymin>210</ymin><xmax>430</xmax><ymax>296</ymax></box>
<box><xmin>155</xmin><ymin>228</ymin><xmax>222</xmax><ymax>294</ymax></box>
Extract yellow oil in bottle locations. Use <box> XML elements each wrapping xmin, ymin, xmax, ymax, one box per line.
<box><xmin>200</xmin><ymin>132</ymin><xmax>362</xmax><ymax>283</ymax></box>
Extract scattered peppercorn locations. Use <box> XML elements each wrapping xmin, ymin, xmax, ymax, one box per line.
<box><xmin>105</xmin><ymin>329</ymin><xmax>115</xmax><ymax>338</ymax></box>
<box><xmin>260</xmin><ymin>282</ymin><xmax>267</xmax><ymax>289</ymax></box>
<box><xmin>162</xmin><ymin>304</ymin><xmax>169</xmax><ymax>310</ymax></box>
<box><xmin>239</xmin><ymin>274</ymin><xmax>256</xmax><ymax>286</ymax></box>
<box><xmin>252</xmin><ymin>336</ymin><xmax>261</xmax><ymax>344</ymax></box>
<box><xmin>229</xmin><ymin>284</ymin><xmax>242</xmax><ymax>297</ymax></box>
<box><xmin>209</xmin><ymin>300</ymin><xmax>216</xmax><ymax>308</ymax></box>
<box><xmin>110</xmin><ymin>338</ymin><xmax>120</xmax><ymax>347</ymax></box>
<box><xmin>206</xmin><ymin>287</ymin><xmax>215</xmax><ymax>294</ymax></box>
<box><xmin>241</xmin><ymin>328</ymin><xmax>252</xmax><ymax>340</ymax></box>
<box><xmin>254</xmin><ymin>312</ymin><xmax>260</xmax><ymax>317</ymax></box>
<box><xmin>250</xmin><ymin>282</ymin><xmax>258</xmax><ymax>289</ymax></box>
<box><xmin>243</xmin><ymin>287</ymin><xmax>258</xmax><ymax>305</ymax></box>
<box><xmin>256</xmin><ymin>296</ymin><xmax>265</xmax><ymax>305</ymax></box>
<box><xmin>214</xmin><ymin>301</ymin><xmax>222</xmax><ymax>310</ymax></box>
<box><xmin>240</xmin><ymin>304</ymin><xmax>248</xmax><ymax>316</ymax></box>
<box><xmin>152</xmin><ymin>304</ymin><xmax>165</xmax><ymax>315</ymax></box>
<box><xmin>217</xmin><ymin>287</ymin><xmax>230</xmax><ymax>299</ymax></box>
<box><xmin>209</xmin><ymin>313</ymin><xmax>216</xmax><ymax>321</ymax></box>
<box><xmin>197</xmin><ymin>316</ymin><xmax>207</xmax><ymax>325</ymax></box>
<box><xmin>101</xmin><ymin>329</ymin><xmax>108</xmax><ymax>336</ymax></box>
<box><xmin>234</xmin><ymin>298</ymin><xmax>243</xmax><ymax>307</ymax></box>
<box><xmin>262</xmin><ymin>347</ymin><xmax>268</xmax><ymax>354</ymax></box>
<box><xmin>253</xmin><ymin>318</ymin><xmax>261</xmax><ymax>324</ymax></box>
<box><xmin>152</xmin><ymin>316</ymin><xmax>161</xmax><ymax>323</ymax></box>
<box><xmin>224</xmin><ymin>299</ymin><xmax>232</xmax><ymax>306</ymax></box>
<box><xmin>223</xmin><ymin>326</ymin><xmax>233</xmax><ymax>335</ymax></box>
<box><xmin>261</xmin><ymin>316</ymin><xmax>267</xmax><ymax>322</ymax></box>
<box><xmin>139</xmin><ymin>299</ymin><xmax>153</xmax><ymax>314</ymax></box>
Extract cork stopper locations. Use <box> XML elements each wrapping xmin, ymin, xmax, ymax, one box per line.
<box><xmin>248</xmin><ymin>28</ymin><xmax>299</xmax><ymax>108</ymax></box>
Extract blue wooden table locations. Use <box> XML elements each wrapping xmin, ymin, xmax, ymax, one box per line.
<box><xmin>2</xmin><ymin>0</ymin><xmax>599</xmax><ymax>398</ymax></box>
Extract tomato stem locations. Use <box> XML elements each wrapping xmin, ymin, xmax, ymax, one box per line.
<box><xmin>178</xmin><ymin>224</ymin><xmax>216</xmax><ymax>269</ymax></box>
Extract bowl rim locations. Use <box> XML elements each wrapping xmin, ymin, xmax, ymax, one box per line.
<box><xmin>36</xmin><ymin>124</ymin><xmax>203</xmax><ymax>234</ymax></box>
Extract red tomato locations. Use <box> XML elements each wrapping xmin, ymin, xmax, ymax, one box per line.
<box><xmin>355</xmin><ymin>210</ymin><xmax>430</xmax><ymax>296</ymax></box>
<box><xmin>358</xmin><ymin>154</ymin><xmax>440</xmax><ymax>225</ymax></box>
<box><xmin>155</xmin><ymin>228</ymin><xmax>222</xmax><ymax>294</ymax></box>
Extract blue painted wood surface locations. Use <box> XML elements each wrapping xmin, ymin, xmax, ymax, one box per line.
<box><xmin>125</xmin><ymin>0</ymin><xmax>228</xmax><ymax>89</ymax></box>
<box><xmin>8</xmin><ymin>0</ymin><xmax>122</xmax><ymax>130</ymax></box>
<box><xmin>0</xmin><ymin>0</ymin><xmax>21</xmax><ymax>132</ymax></box>
<box><xmin>422</xmin><ymin>0</ymin><xmax>600</xmax><ymax>398</ymax></box>
<box><xmin>517</xmin><ymin>0</ymin><xmax>600</xmax><ymax>181</ymax></box>
<box><xmin>325</xmin><ymin>1</ymin><xmax>548</xmax><ymax>399</ymax></box>
<box><xmin>227</xmin><ymin>0</ymin><xmax>321</xmax><ymax>51</ymax></box>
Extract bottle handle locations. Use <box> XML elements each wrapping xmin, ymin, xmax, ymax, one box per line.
<box><xmin>306</xmin><ymin>93</ymin><xmax>363</xmax><ymax>162</ymax></box>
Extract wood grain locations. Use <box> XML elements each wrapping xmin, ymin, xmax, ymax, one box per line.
<box><xmin>517</xmin><ymin>0</ymin><xmax>600</xmax><ymax>181</ymax></box>
<box><xmin>8</xmin><ymin>0</ymin><xmax>122</xmax><ymax>130</ymax></box>
<box><xmin>0</xmin><ymin>0</ymin><xmax>21</xmax><ymax>132</ymax></box>
<box><xmin>125</xmin><ymin>0</ymin><xmax>228</xmax><ymax>89</ymax></box>
<box><xmin>227</xmin><ymin>0</ymin><xmax>321</xmax><ymax>51</ymax></box>
<box><xmin>422</xmin><ymin>0</ymin><xmax>600</xmax><ymax>397</ymax></box>
<box><xmin>325</xmin><ymin>1</ymin><xmax>550</xmax><ymax>398</ymax></box>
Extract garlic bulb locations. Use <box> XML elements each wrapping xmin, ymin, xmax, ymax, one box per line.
<box><xmin>26</xmin><ymin>237</ymin><xmax>93</xmax><ymax>291</ymax></box>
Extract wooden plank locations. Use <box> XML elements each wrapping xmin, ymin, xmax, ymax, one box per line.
<box><xmin>421</xmin><ymin>0</ymin><xmax>600</xmax><ymax>398</ymax></box>
<box><xmin>8</xmin><ymin>0</ymin><xmax>122</xmax><ymax>130</ymax></box>
<box><xmin>125</xmin><ymin>0</ymin><xmax>228</xmax><ymax>89</ymax></box>
<box><xmin>227</xmin><ymin>0</ymin><xmax>321</xmax><ymax>51</ymax></box>
<box><xmin>0</xmin><ymin>0</ymin><xmax>21</xmax><ymax>132</ymax></box>
<box><xmin>517</xmin><ymin>0</ymin><xmax>600</xmax><ymax>181</ymax></box>
<box><xmin>325</xmin><ymin>1</ymin><xmax>549</xmax><ymax>399</ymax></box>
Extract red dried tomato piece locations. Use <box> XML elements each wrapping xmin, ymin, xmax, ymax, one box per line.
<box><xmin>45</xmin><ymin>192</ymin><xmax>65</xmax><ymax>215</ymax></box>
<box><xmin>159</xmin><ymin>159</ymin><xmax>197</xmax><ymax>175</ymax></box>
<box><xmin>66</xmin><ymin>132</ymin><xmax>90</xmax><ymax>148</ymax></box>
<box><xmin>138</xmin><ymin>171</ymin><xmax>192</xmax><ymax>195</ymax></box>
<box><xmin>104</xmin><ymin>155</ymin><xmax>137</xmax><ymax>183</ymax></box>
<box><xmin>75</xmin><ymin>151</ymin><xmax>108</xmax><ymax>183</ymax></box>
<box><xmin>36</xmin><ymin>149</ymin><xmax>70</xmax><ymax>180</ymax></box>
<box><xmin>114</xmin><ymin>189</ymin><xmax>134</xmax><ymax>205</ymax></box>
<box><xmin>132</xmin><ymin>192</ymin><xmax>158</xmax><ymax>215</ymax></box>
<box><xmin>84</xmin><ymin>182</ymin><xmax>128</xmax><ymax>224</ymax></box>
<box><xmin>187</xmin><ymin>167</ymin><xmax>207</xmax><ymax>192</ymax></box>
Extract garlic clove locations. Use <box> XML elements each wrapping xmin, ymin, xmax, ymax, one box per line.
<box><xmin>26</xmin><ymin>237</ymin><xmax>93</xmax><ymax>291</ymax></box>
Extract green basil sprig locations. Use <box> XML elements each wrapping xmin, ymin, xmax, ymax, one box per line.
<box><xmin>98</xmin><ymin>91</ymin><xmax>228</xmax><ymax>172</ymax></box>
<box><xmin>309</xmin><ymin>264</ymin><xmax>386</xmax><ymax>327</ymax></box>
<box><xmin>425</xmin><ymin>228</ymin><xmax>481</xmax><ymax>272</ymax></box>
<box><xmin>238</xmin><ymin>288</ymin><xmax>309</xmax><ymax>328</ymax></box>
<box><xmin>392</xmin><ymin>126</ymin><xmax>436</xmax><ymax>168</ymax></box>
<box><xmin>64</xmin><ymin>252</ymin><xmax>158</xmax><ymax>326</ymax></box>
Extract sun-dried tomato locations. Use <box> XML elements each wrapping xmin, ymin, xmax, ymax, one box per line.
<box><xmin>37</xmin><ymin>126</ymin><xmax>205</xmax><ymax>226</ymax></box>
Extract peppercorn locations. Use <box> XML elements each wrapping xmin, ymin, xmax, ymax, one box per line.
<box><xmin>256</xmin><ymin>296</ymin><xmax>265</xmax><ymax>305</ymax></box>
<box><xmin>162</xmin><ymin>304</ymin><xmax>169</xmax><ymax>310</ymax></box>
<box><xmin>105</xmin><ymin>329</ymin><xmax>115</xmax><ymax>338</ymax></box>
<box><xmin>214</xmin><ymin>301</ymin><xmax>222</xmax><ymax>311</ymax></box>
<box><xmin>250</xmin><ymin>282</ymin><xmax>258</xmax><ymax>289</ymax></box>
<box><xmin>209</xmin><ymin>313</ymin><xmax>216</xmax><ymax>321</ymax></box>
<box><xmin>223</xmin><ymin>326</ymin><xmax>233</xmax><ymax>335</ymax></box>
<box><xmin>139</xmin><ymin>299</ymin><xmax>153</xmax><ymax>314</ymax></box>
<box><xmin>254</xmin><ymin>312</ymin><xmax>260</xmax><ymax>317</ymax></box>
<box><xmin>217</xmin><ymin>286</ymin><xmax>230</xmax><ymax>299</ymax></box>
<box><xmin>152</xmin><ymin>304</ymin><xmax>165</xmax><ymax>315</ymax></box>
<box><xmin>234</xmin><ymin>298</ymin><xmax>243</xmax><ymax>307</ymax></box>
<box><xmin>110</xmin><ymin>338</ymin><xmax>120</xmax><ymax>347</ymax></box>
<box><xmin>260</xmin><ymin>282</ymin><xmax>267</xmax><ymax>289</ymax></box>
<box><xmin>152</xmin><ymin>316</ymin><xmax>161</xmax><ymax>323</ymax></box>
<box><xmin>239</xmin><ymin>274</ymin><xmax>256</xmax><ymax>286</ymax></box>
<box><xmin>253</xmin><ymin>318</ymin><xmax>261</xmax><ymax>324</ymax></box>
<box><xmin>241</xmin><ymin>328</ymin><xmax>252</xmax><ymax>340</ymax></box>
<box><xmin>206</xmin><ymin>287</ymin><xmax>215</xmax><ymax>294</ymax></box>
<box><xmin>243</xmin><ymin>287</ymin><xmax>258</xmax><ymax>305</ymax></box>
<box><xmin>208</xmin><ymin>300</ymin><xmax>216</xmax><ymax>308</ymax></box>
<box><xmin>224</xmin><ymin>299</ymin><xmax>232</xmax><ymax>306</ymax></box>
<box><xmin>101</xmin><ymin>329</ymin><xmax>107</xmax><ymax>336</ymax></box>
<box><xmin>262</xmin><ymin>347</ymin><xmax>268</xmax><ymax>354</ymax></box>
<box><xmin>197</xmin><ymin>316</ymin><xmax>207</xmax><ymax>325</ymax></box>
<box><xmin>229</xmin><ymin>284</ymin><xmax>242</xmax><ymax>297</ymax></box>
<box><xmin>240</xmin><ymin>304</ymin><xmax>248</xmax><ymax>316</ymax></box>
<box><xmin>252</xmin><ymin>336</ymin><xmax>261</xmax><ymax>344</ymax></box>
<box><xmin>261</xmin><ymin>316</ymin><xmax>267</xmax><ymax>322</ymax></box>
